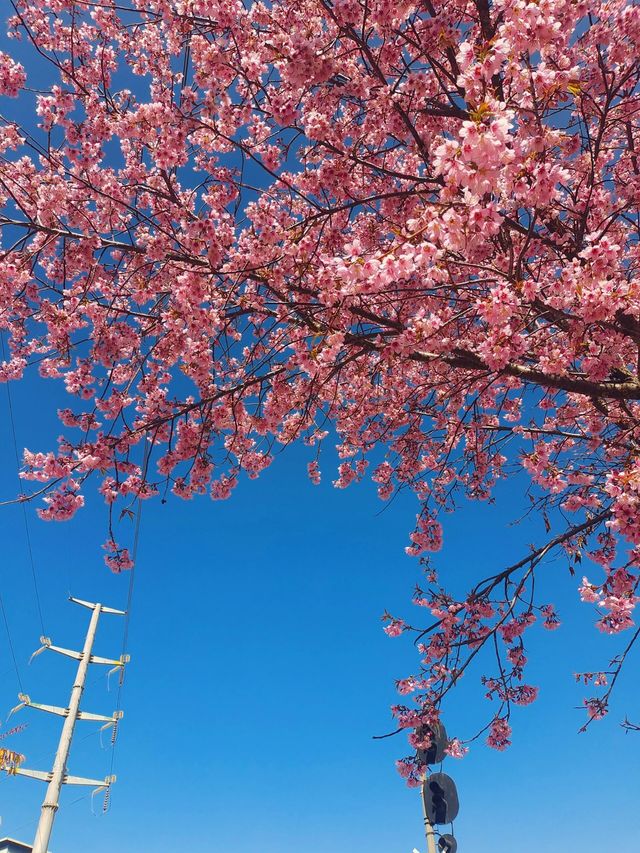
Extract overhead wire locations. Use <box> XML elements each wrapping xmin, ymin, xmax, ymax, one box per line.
<box><xmin>105</xmin><ymin>435</ymin><xmax>150</xmax><ymax>809</ymax></box>
<box><xmin>0</xmin><ymin>327</ymin><xmax>149</xmax><ymax>812</ymax></box>
<box><xmin>0</xmin><ymin>334</ymin><xmax>26</xmax><ymax>694</ymax></box>
<box><xmin>0</xmin><ymin>432</ymin><xmax>149</xmax><ymax>833</ymax></box>
<box><xmin>1</xmin><ymin>333</ymin><xmax>46</xmax><ymax>637</ymax></box>
<box><xmin>10</xmin><ymin>787</ymin><xmax>93</xmax><ymax>838</ymax></box>
<box><xmin>0</xmin><ymin>591</ymin><xmax>23</xmax><ymax>693</ymax></box>
<box><xmin>0</xmin><ymin>724</ymin><xmax>105</xmax><ymax>792</ymax></box>
<box><xmin>0</xmin><ymin>333</ymin><xmax>115</xmax><ymax>828</ymax></box>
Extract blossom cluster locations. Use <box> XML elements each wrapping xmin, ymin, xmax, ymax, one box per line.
<box><xmin>0</xmin><ymin>0</ymin><xmax>638</xmax><ymax>773</ymax></box>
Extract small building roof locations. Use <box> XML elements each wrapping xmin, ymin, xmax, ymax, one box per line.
<box><xmin>0</xmin><ymin>839</ymin><xmax>33</xmax><ymax>852</ymax></box>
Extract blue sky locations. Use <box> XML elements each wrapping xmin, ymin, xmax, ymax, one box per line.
<box><xmin>0</xmin><ymin>368</ymin><xmax>639</xmax><ymax>853</ymax></box>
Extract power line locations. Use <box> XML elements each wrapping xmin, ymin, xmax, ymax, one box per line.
<box><xmin>0</xmin><ymin>333</ymin><xmax>33</xmax><ymax>694</ymax></box>
<box><xmin>0</xmin><ymin>589</ymin><xmax>23</xmax><ymax>693</ymax></box>
<box><xmin>1</xmin><ymin>333</ymin><xmax>46</xmax><ymax>637</ymax></box>
<box><xmin>106</xmin><ymin>435</ymin><xmax>149</xmax><ymax>799</ymax></box>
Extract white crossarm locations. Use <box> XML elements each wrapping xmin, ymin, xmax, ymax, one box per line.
<box><xmin>90</xmin><ymin>653</ymin><xmax>125</xmax><ymax>666</ymax></box>
<box><xmin>69</xmin><ymin>597</ymin><xmax>126</xmax><ymax>616</ymax></box>
<box><xmin>15</xmin><ymin>768</ymin><xmax>52</xmax><ymax>783</ymax></box>
<box><xmin>63</xmin><ymin>773</ymin><xmax>116</xmax><ymax>788</ymax></box>
<box><xmin>16</xmin><ymin>694</ymin><xmax>121</xmax><ymax>725</ymax></box>
<box><xmin>16</xmin><ymin>768</ymin><xmax>116</xmax><ymax>789</ymax></box>
<box><xmin>44</xmin><ymin>642</ymin><xmax>82</xmax><ymax>661</ymax></box>
<box><xmin>31</xmin><ymin>638</ymin><xmax>129</xmax><ymax>667</ymax></box>
<box><xmin>78</xmin><ymin>709</ymin><xmax>122</xmax><ymax>724</ymax></box>
<box><xmin>23</xmin><ymin>698</ymin><xmax>68</xmax><ymax>718</ymax></box>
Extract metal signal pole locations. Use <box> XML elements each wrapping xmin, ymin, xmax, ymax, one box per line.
<box><xmin>12</xmin><ymin>597</ymin><xmax>129</xmax><ymax>853</ymax></box>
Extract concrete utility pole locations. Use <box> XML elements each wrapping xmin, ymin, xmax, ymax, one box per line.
<box><xmin>12</xmin><ymin>597</ymin><xmax>129</xmax><ymax>853</ymax></box>
<box><xmin>421</xmin><ymin>777</ymin><xmax>438</xmax><ymax>853</ymax></box>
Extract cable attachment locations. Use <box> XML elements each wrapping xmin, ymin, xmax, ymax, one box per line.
<box><xmin>107</xmin><ymin>654</ymin><xmax>130</xmax><ymax>691</ymax></box>
<box><xmin>90</xmin><ymin>774</ymin><xmax>116</xmax><ymax>816</ymax></box>
<box><xmin>111</xmin><ymin>710</ymin><xmax>124</xmax><ymax>745</ymax></box>
<box><xmin>29</xmin><ymin>637</ymin><xmax>51</xmax><ymax>665</ymax></box>
<box><xmin>7</xmin><ymin>694</ymin><xmax>30</xmax><ymax>720</ymax></box>
<box><xmin>99</xmin><ymin>710</ymin><xmax>124</xmax><ymax>748</ymax></box>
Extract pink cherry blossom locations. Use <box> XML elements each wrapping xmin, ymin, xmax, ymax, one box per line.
<box><xmin>445</xmin><ymin>738</ymin><xmax>468</xmax><ymax>759</ymax></box>
<box><xmin>0</xmin><ymin>0</ymin><xmax>638</xmax><ymax>780</ymax></box>
<box><xmin>487</xmin><ymin>717</ymin><xmax>512</xmax><ymax>751</ymax></box>
<box><xmin>0</xmin><ymin>52</ymin><xmax>25</xmax><ymax>97</ymax></box>
<box><xmin>384</xmin><ymin>619</ymin><xmax>406</xmax><ymax>638</ymax></box>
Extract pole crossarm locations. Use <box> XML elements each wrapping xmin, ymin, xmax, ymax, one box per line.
<box><xmin>30</xmin><ymin>637</ymin><xmax>130</xmax><ymax>668</ymax></box>
<box><xmin>10</xmin><ymin>694</ymin><xmax>123</xmax><ymax>725</ymax></box>
<box><xmin>16</xmin><ymin>767</ymin><xmax>116</xmax><ymax>789</ymax></box>
<box><xmin>79</xmin><ymin>709</ymin><xmax>123</xmax><ymax>724</ymax></box>
<box><xmin>69</xmin><ymin>597</ymin><xmax>126</xmax><ymax>616</ymax></box>
<box><xmin>30</xmin><ymin>638</ymin><xmax>81</xmax><ymax>663</ymax></box>
<box><xmin>91</xmin><ymin>653</ymin><xmax>130</xmax><ymax>667</ymax></box>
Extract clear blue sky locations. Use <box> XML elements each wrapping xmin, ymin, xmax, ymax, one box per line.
<box><xmin>0</xmin><ymin>367</ymin><xmax>639</xmax><ymax>853</ymax></box>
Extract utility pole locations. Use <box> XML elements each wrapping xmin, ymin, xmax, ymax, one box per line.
<box><xmin>421</xmin><ymin>776</ymin><xmax>438</xmax><ymax>853</ymax></box>
<box><xmin>11</xmin><ymin>597</ymin><xmax>129</xmax><ymax>853</ymax></box>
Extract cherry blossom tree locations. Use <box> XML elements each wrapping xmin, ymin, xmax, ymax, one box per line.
<box><xmin>1</xmin><ymin>0</ymin><xmax>640</xmax><ymax>781</ymax></box>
